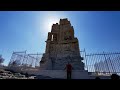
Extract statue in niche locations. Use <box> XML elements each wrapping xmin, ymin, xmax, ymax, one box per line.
<box><xmin>53</xmin><ymin>34</ymin><xmax>57</xmax><ymax>41</ymax></box>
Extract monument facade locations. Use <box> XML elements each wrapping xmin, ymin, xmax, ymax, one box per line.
<box><xmin>40</xmin><ymin>18</ymin><xmax>84</xmax><ymax>70</ymax></box>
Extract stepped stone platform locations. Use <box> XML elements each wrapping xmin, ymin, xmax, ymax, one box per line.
<box><xmin>6</xmin><ymin>66</ymin><xmax>112</xmax><ymax>79</ymax></box>
<box><xmin>23</xmin><ymin>70</ymin><xmax>89</xmax><ymax>79</ymax></box>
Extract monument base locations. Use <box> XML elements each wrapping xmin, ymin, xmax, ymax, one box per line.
<box><xmin>25</xmin><ymin>70</ymin><xmax>89</xmax><ymax>79</ymax></box>
<box><xmin>6</xmin><ymin>67</ymin><xmax>111</xmax><ymax>79</ymax></box>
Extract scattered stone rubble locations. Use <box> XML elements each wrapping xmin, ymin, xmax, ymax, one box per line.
<box><xmin>0</xmin><ymin>69</ymin><xmax>36</xmax><ymax>79</ymax></box>
<box><xmin>0</xmin><ymin>69</ymin><xmax>55</xmax><ymax>79</ymax></box>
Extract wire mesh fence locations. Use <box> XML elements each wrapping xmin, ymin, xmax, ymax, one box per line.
<box><xmin>84</xmin><ymin>51</ymin><xmax>120</xmax><ymax>76</ymax></box>
<box><xmin>8</xmin><ymin>51</ymin><xmax>43</xmax><ymax>67</ymax></box>
<box><xmin>8</xmin><ymin>50</ymin><xmax>120</xmax><ymax>76</ymax></box>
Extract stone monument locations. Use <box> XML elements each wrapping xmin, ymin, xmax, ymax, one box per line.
<box><xmin>40</xmin><ymin>18</ymin><xmax>84</xmax><ymax>70</ymax></box>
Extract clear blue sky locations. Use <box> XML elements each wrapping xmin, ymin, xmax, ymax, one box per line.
<box><xmin>0</xmin><ymin>11</ymin><xmax>120</xmax><ymax>65</ymax></box>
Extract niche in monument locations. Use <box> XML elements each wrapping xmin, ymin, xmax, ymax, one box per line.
<box><xmin>40</xmin><ymin>18</ymin><xmax>84</xmax><ymax>70</ymax></box>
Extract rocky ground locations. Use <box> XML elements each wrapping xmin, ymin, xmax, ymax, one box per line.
<box><xmin>0</xmin><ymin>69</ymin><xmax>36</xmax><ymax>79</ymax></box>
<box><xmin>0</xmin><ymin>69</ymin><xmax>56</xmax><ymax>79</ymax></box>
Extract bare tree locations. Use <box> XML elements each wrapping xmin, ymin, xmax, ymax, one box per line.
<box><xmin>0</xmin><ymin>55</ymin><xmax>4</xmax><ymax>65</ymax></box>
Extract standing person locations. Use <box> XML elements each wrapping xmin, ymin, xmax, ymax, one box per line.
<box><xmin>65</xmin><ymin>63</ymin><xmax>73</xmax><ymax>79</ymax></box>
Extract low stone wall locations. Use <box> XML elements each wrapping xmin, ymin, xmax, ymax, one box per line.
<box><xmin>0</xmin><ymin>65</ymin><xmax>7</xmax><ymax>70</ymax></box>
<box><xmin>7</xmin><ymin>66</ymin><xmax>23</xmax><ymax>73</ymax></box>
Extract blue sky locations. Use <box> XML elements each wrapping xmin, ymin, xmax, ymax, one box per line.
<box><xmin>0</xmin><ymin>11</ymin><xmax>120</xmax><ymax>65</ymax></box>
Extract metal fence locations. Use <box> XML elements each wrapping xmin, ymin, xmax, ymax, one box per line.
<box><xmin>8</xmin><ymin>50</ymin><xmax>120</xmax><ymax>76</ymax></box>
<box><xmin>83</xmin><ymin>50</ymin><xmax>120</xmax><ymax>76</ymax></box>
<box><xmin>8</xmin><ymin>51</ymin><xmax>43</xmax><ymax>67</ymax></box>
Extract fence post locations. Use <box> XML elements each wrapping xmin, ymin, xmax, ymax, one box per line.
<box><xmin>109</xmin><ymin>57</ymin><xmax>115</xmax><ymax>73</ymax></box>
<box><xmin>84</xmin><ymin>48</ymin><xmax>88</xmax><ymax>71</ymax></box>
<box><xmin>103</xmin><ymin>51</ymin><xmax>110</xmax><ymax>75</ymax></box>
